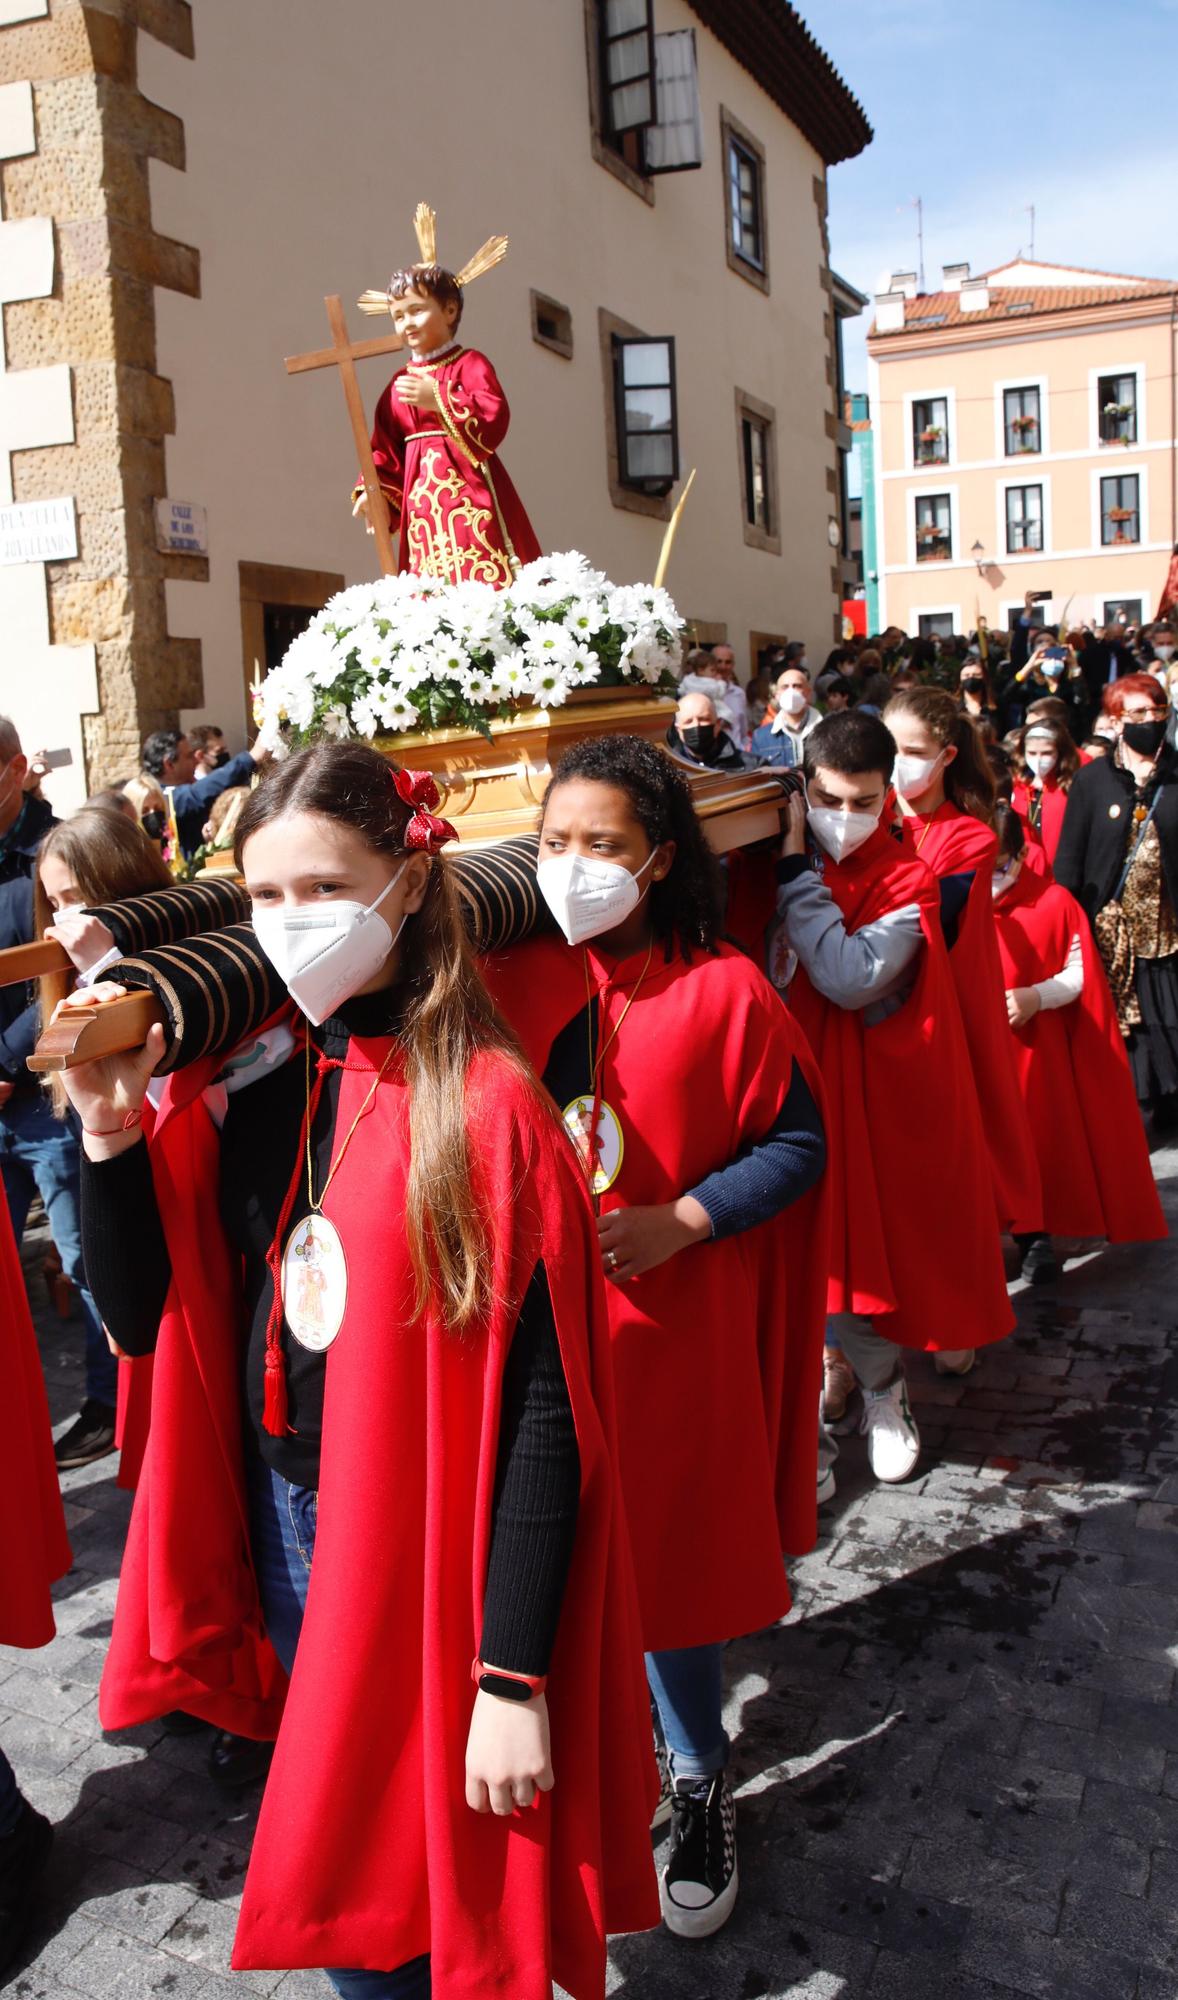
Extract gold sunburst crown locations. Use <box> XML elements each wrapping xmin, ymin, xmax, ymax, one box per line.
<box><xmin>358</xmin><ymin>203</ymin><xmax>509</xmax><ymax>321</ymax></box>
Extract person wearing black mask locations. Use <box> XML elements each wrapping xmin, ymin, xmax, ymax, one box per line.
<box><xmin>958</xmin><ymin>660</ymin><xmax>1000</xmax><ymax>737</ymax></box>
<box><xmin>666</xmin><ymin>692</ymin><xmax>752</xmax><ymax>772</ymax></box>
<box><xmin>1055</xmin><ymin>674</ymin><xmax>1178</xmax><ymax>1126</ymax></box>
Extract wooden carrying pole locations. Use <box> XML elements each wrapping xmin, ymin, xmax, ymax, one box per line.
<box><xmin>285</xmin><ymin>295</ymin><xmax>401</xmax><ymax>576</ymax></box>
<box><xmin>26</xmin><ymin>992</ymin><xmax>164</xmax><ymax>1074</ymax></box>
<box><xmin>0</xmin><ymin>937</ymin><xmax>72</xmax><ymax>984</ymax></box>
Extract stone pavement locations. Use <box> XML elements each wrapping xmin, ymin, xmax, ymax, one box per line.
<box><xmin>6</xmin><ymin>1139</ymin><xmax>1178</xmax><ymax>2000</ymax></box>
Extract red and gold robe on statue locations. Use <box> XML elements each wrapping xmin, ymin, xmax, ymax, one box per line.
<box><xmin>366</xmin><ymin>344</ymin><xmax>542</xmax><ymax>588</ymax></box>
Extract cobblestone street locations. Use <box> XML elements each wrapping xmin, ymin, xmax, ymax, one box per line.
<box><xmin>5</xmin><ymin>1137</ymin><xmax>1178</xmax><ymax>2000</ymax></box>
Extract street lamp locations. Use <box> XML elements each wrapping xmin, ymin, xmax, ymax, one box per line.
<box><xmin>971</xmin><ymin>539</ymin><xmax>987</xmax><ymax>573</ymax></box>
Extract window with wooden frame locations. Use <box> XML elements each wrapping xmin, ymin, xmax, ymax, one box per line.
<box><xmin>598</xmin><ymin>308</ymin><xmax>674</xmax><ymax>519</ymax></box>
<box><xmin>914</xmin><ymin>494</ymin><xmax>952</xmax><ymax>562</ymax></box>
<box><xmin>1101</xmin><ymin>473</ymin><xmax>1141</xmax><ymax>545</ymax></box>
<box><xmin>613</xmin><ymin>333</ymin><xmax>678</xmax><ymax>495</ymax></box>
<box><xmin>912</xmin><ymin>397</ymin><xmax>949</xmax><ymax>465</ymax></box>
<box><xmin>1005</xmin><ymin>484</ymin><xmax>1043</xmax><ymax>554</ymax></box>
<box><xmin>1004</xmin><ymin>385</ymin><xmax>1042</xmax><ymax>456</ymax></box>
<box><xmin>735</xmin><ymin>389</ymin><xmax>780</xmax><ymax>554</ymax></box>
<box><xmin>720</xmin><ymin>108</ymin><xmax>769</xmax><ymax>293</ymax></box>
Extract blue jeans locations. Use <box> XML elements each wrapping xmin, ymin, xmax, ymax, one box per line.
<box><xmin>1</xmin><ymin>1089</ymin><xmax>117</xmax><ymax>1406</ymax></box>
<box><xmin>245</xmin><ymin>1449</ymin><xmax>431</xmax><ymax>2000</ymax></box>
<box><xmin>0</xmin><ymin>1744</ymin><xmax>22</xmax><ymax>1837</ymax></box>
<box><xmin>646</xmin><ymin>1644</ymin><xmax>728</xmax><ymax>1783</ymax></box>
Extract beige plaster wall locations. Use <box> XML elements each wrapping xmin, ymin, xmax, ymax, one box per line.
<box><xmin>138</xmin><ymin>0</ymin><xmax>840</xmax><ymax>745</ymax></box>
<box><xmin>870</xmin><ymin>312</ymin><xmax>1178</xmax><ymax>634</ymax></box>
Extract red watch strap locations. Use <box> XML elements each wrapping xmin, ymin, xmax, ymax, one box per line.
<box><xmin>471</xmin><ymin>1658</ymin><xmax>547</xmax><ymax>1697</ymax></box>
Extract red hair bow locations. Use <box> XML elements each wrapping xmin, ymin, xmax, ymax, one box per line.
<box><xmin>392</xmin><ymin>766</ymin><xmax>458</xmax><ymax>854</ymax></box>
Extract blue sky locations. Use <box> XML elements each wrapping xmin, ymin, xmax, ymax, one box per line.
<box><xmin>797</xmin><ymin>0</ymin><xmax>1178</xmax><ymax>393</ymax></box>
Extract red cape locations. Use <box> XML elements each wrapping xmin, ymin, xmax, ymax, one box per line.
<box><xmin>901</xmin><ymin>802</ymin><xmax>1044</xmax><ymax>1234</ymax></box>
<box><xmin>1</xmin><ymin>1198</ymin><xmax>71</xmax><ymax>1646</ymax></box>
<box><xmin>1012</xmin><ymin>777</ymin><xmax>1068</xmax><ymax>868</ymax></box>
<box><xmin>99</xmin><ymin>1031</ymin><xmax>657</xmax><ymax>1993</ymax></box>
<box><xmin>788</xmin><ymin>825</ymin><xmax>1014</xmax><ymax>1351</ymax></box>
<box><xmin>994</xmin><ymin>868</ymin><xmax>1166</xmax><ymax>1243</ymax></box>
<box><xmin>485</xmin><ymin>935</ymin><xmax>831</xmax><ymax>1638</ymax></box>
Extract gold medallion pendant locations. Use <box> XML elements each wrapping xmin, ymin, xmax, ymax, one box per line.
<box><xmin>282</xmin><ymin>1213</ymin><xmax>348</xmax><ymax>1352</ymax></box>
<box><xmin>562</xmin><ymin>1095</ymin><xmax>625</xmax><ymax>1197</ymax></box>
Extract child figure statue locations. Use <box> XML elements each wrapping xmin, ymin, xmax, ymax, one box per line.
<box><xmin>353</xmin><ymin>204</ymin><xmax>541</xmax><ymax>589</ymax></box>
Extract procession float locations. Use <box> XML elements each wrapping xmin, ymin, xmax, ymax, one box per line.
<box><xmin>7</xmin><ymin>203</ymin><xmax>789</xmax><ymax>1077</ymax></box>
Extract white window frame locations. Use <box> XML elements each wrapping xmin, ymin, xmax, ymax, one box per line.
<box><xmin>1089</xmin><ymin>362</ymin><xmax>1146</xmax><ymax>453</ymax></box>
<box><xmin>1097</xmin><ymin>590</ymin><xmax>1151</xmax><ymax>626</ymax></box>
<box><xmin>1091</xmin><ymin>463</ymin><xmax>1149</xmax><ymax>548</ymax></box>
<box><xmin>915</xmin><ymin>606</ymin><xmax>961</xmax><ymax>639</ymax></box>
<box><xmin>908</xmin><ymin>482</ymin><xmax>959</xmax><ymax>566</ymax></box>
<box><xmin>997</xmin><ymin>474</ymin><xmax>1051</xmax><ymax>559</ymax></box>
<box><xmin>902</xmin><ymin>386</ymin><xmax>958</xmax><ymax>473</ymax></box>
<box><xmin>994</xmin><ymin>374</ymin><xmax>1050</xmax><ymax>461</ymax></box>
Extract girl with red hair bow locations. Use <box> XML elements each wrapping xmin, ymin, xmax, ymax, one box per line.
<box><xmin>64</xmin><ymin>742</ymin><xmax>657</xmax><ymax>1999</ymax></box>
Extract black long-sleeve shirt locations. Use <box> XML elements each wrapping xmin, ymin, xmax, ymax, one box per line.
<box><xmin>80</xmin><ymin>990</ymin><xmax>579</xmax><ymax>1677</ymax></box>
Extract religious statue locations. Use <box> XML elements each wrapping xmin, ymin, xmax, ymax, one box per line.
<box><xmin>352</xmin><ymin>204</ymin><xmax>541</xmax><ymax>589</ymax></box>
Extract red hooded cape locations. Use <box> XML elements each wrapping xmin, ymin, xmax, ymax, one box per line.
<box><xmin>99</xmin><ymin>1031</ymin><xmax>658</xmax><ymax>1994</ymax></box>
<box><xmin>485</xmin><ymin>935</ymin><xmax>831</xmax><ymax>1636</ymax></box>
<box><xmin>900</xmin><ymin>802</ymin><xmax>1044</xmax><ymax>1234</ymax></box>
<box><xmin>993</xmin><ymin>866</ymin><xmax>1166</xmax><ymax>1243</ymax></box>
<box><xmin>1012</xmin><ymin>777</ymin><xmax>1069</xmax><ymax>868</ymax></box>
<box><xmin>1</xmin><ymin>1199</ymin><xmax>71</xmax><ymax>1647</ymax></box>
<box><xmin>787</xmin><ymin>824</ymin><xmax>1014</xmax><ymax>1351</ymax></box>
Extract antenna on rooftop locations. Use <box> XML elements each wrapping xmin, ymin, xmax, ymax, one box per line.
<box><xmin>1025</xmin><ymin>203</ymin><xmax>1036</xmax><ymax>259</ymax></box>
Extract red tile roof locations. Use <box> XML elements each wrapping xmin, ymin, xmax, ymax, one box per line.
<box><xmin>870</xmin><ymin>279</ymin><xmax>1177</xmax><ymax>339</ymax></box>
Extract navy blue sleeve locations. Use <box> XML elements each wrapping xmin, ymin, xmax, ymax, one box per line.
<box><xmin>0</xmin><ymin>877</ymin><xmax>36</xmax><ymax>1074</ymax></box>
<box><xmin>938</xmin><ymin>870</ymin><xmax>975</xmax><ymax>951</ymax></box>
<box><xmin>686</xmin><ymin>1058</ymin><xmax>826</xmax><ymax>1240</ymax></box>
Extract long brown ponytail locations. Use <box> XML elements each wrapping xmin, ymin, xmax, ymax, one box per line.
<box><xmin>884</xmin><ymin>684</ymin><xmax>997</xmax><ymax>827</ymax></box>
<box><xmin>234</xmin><ymin>742</ymin><xmax>533</xmax><ymax>1334</ymax></box>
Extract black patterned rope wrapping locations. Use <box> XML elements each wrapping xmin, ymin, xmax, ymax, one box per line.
<box><xmin>87</xmin><ymin>877</ymin><xmax>250</xmax><ymax>956</ymax></box>
<box><xmin>93</xmin><ymin>836</ymin><xmax>554</xmax><ymax>1071</ymax></box>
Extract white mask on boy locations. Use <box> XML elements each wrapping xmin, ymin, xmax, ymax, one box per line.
<box><xmin>806</xmin><ymin>803</ymin><xmax>880</xmax><ymax>863</ymax></box>
<box><xmin>252</xmin><ymin>863</ymin><xmax>408</xmax><ymax>1026</ymax></box>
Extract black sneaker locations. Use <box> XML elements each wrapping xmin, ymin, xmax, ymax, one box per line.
<box><xmin>54</xmin><ymin>1399</ymin><xmax>117</xmax><ymax>1470</ymax></box>
<box><xmin>0</xmin><ymin>1799</ymin><xmax>53</xmax><ymax>1977</ymax></box>
<box><xmin>1016</xmin><ymin>1233</ymin><xmax>1060</xmax><ymax>1287</ymax></box>
<box><xmin>659</xmin><ymin>1772</ymin><xmax>738</xmax><ymax>1938</ymax></box>
<box><xmin>207</xmin><ymin>1730</ymin><xmax>274</xmax><ymax>1793</ymax></box>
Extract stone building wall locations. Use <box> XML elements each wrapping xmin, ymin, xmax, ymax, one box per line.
<box><xmin>0</xmin><ymin>0</ymin><xmax>203</xmax><ymax>800</ymax></box>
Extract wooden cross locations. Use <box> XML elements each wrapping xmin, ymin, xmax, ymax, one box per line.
<box><xmin>285</xmin><ymin>296</ymin><xmax>403</xmax><ymax>577</ymax></box>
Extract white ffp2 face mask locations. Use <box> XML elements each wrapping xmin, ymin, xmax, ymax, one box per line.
<box><xmin>806</xmin><ymin>803</ymin><xmax>881</xmax><ymax>863</ymax></box>
<box><xmin>779</xmin><ymin>686</ymin><xmax>809</xmax><ymax>717</ymax></box>
<box><xmin>252</xmin><ymin>863</ymin><xmax>408</xmax><ymax>1026</ymax></box>
<box><xmin>537</xmin><ymin>849</ymin><xmax>657</xmax><ymax>947</ymax></box>
<box><xmin>892</xmin><ymin>749</ymin><xmax>943</xmax><ymax>801</ymax></box>
<box><xmin>1025</xmin><ymin>750</ymin><xmax>1058</xmax><ymax>781</ymax></box>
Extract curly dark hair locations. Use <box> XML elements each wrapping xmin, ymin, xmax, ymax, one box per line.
<box><xmin>542</xmin><ymin>733</ymin><xmax>724</xmax><ymax>962</ymax></box>
<box><xmin>387</xmin><ymin>262</ymin><xmax>464</xmax><ymax>329</ymax></box>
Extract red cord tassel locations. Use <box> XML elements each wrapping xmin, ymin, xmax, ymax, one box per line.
<box><xmin>262</xmin><ymin>1343</ymin><xmax>289</xmax><ymax>1437</ymax></box>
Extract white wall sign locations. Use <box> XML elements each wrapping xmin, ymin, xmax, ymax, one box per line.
<box><xmin>0</xmin><ymin>495</ymin><xmax>77</xmax><ymax>564</ymax></box>
<box><xmin>154</xmin><ymin>498</ymin><xmax>209</xmax><ymax>555</ymax></box>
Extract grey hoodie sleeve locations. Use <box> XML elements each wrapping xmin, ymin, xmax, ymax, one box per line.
<box><xmin>775</xmin><ymin>860</ymin><xmax>924</xmax><ymax>1015</ymax></box>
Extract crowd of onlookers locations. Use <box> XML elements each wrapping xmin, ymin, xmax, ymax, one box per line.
<box><xmin>666</xmin><ymin>591</ymin><xmax>1178</xmax><ymax>780</ymax></box>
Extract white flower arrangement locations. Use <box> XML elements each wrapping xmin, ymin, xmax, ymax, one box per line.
<box><xmin>253</xmin><ymin>552</ymin><xmax>684</xmax><ymax>755</ymax></box>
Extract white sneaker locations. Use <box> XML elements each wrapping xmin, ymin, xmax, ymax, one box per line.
<box><xmin>860</xmin><ymin>1376</ymin><xmax>920</xmax><ymax>1483</ymax></box>
<box><xmin>817</xmin><ymin>1464</ymin><xmax>837</xmax><ymax>1506</ymax></box>
<box><xmin>934</xmin><ymin>1348</ymin><xmax>976</xmax><ymax>1377</ymax></box>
